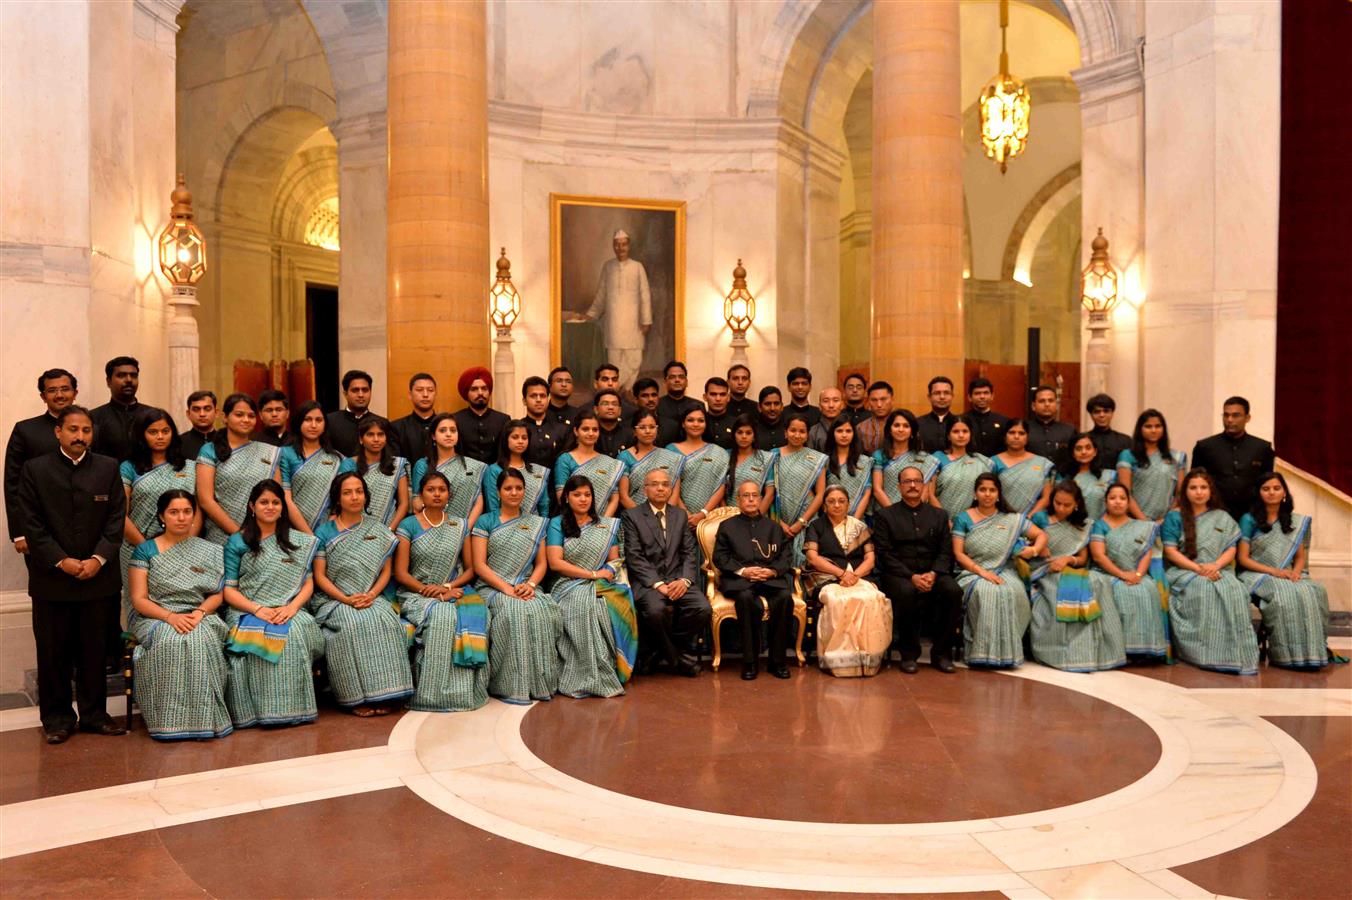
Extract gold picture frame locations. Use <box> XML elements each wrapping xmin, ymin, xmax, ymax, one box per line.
<box><xmin>549</xmin><ymin>193</ymin><xmax>686</xmax><ymax>381</ymax></box>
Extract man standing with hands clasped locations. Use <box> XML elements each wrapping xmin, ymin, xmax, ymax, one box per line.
<box><xmin>17</xmin><ymin>406</ymin><xmax>128</xmax><ymax>743</ymax></box>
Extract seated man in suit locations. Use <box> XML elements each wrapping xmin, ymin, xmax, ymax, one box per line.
<box><xmin>713</xmin><ymin>481</ymin><xmax>794</xmax><ymax>680</ymax></box>
<box><xmin>620</xmin><ymin>469</ymin><xmax>709</xmax><ymax>677</ymax></box>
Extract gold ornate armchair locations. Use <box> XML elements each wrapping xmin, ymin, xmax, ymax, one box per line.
<box><xmin>695</xmin><ymin>506</ymin><xmax>807</xmax><ymax>670</ymax></box>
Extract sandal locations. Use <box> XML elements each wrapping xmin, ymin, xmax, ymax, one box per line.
<box><xmin>352</xmin><ymin>706</ymin><xmax>377</xmax><ymax>718</ymax></box>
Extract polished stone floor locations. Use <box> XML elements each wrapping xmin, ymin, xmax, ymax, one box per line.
<box><xmin>0</xmin><ymin>643</ymin><xmax>1348</xmax><ymax>899</ymax></box>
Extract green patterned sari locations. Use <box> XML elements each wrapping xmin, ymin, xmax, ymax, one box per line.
<box><xmin>955</xmin><ymin>512</ymin><xmax>1032</xmax><ymax>668</ymax></box>
<box><xmin>1029</xmin><ymin>517</ymin><xmax>1126</xmax><ymax>672</ymax></box>
<box><xmin>933</xmin><ymin>452</ymin><xmax>992</xmax><ymax>523</ymax></box>
<box><xmin>619</xmin><ymin>447</ymin><xmax>682</xmax><ymax>507</ymax></box>
<box><xmin>875</xmin><ymin>450</ymin><xmax>939</xmax><ymax>506</ymax></box>
<box><xmin>992</xmin><ymin>455</ymin><xmax>1052</xmax><ymax>516</ymax></box>
<box><xmin>1088</xmin><ymin>519</ymin><xmax>1171</xmax><ymax>658</ymax></box>
<box><xmin>550</xmin><ymin>517</ymin><xmax>637</xmax><ymax>698</ymax></box>
<box><xmin>774</xmin><ymin>447</ymin><xmax>828</xmax><ymax>566</ymax></box>
<box><xmin>282</xmin><ymin>446</ymin><xmax>344</xmax><ymax>530</ymax></box>
<box><xmin>1166</xmin><ymin>510</ymin><xmax>1258</xmax><ymax>675</ymax></box>
<box><xmin>672</xmin><ymin>443</ymin><xmax>728</xmax><ymax>514</ymax></box>
<box><xmin>826</xmin><ymin>455</ymin><xmax>873</xmax><ymax>519</ymax></box>
<box><xmin>413</xmin><ymin>455</ymin><xmax>486</xmax><ymax>522</ymax></box>
<box><xmin>474</xmin><ymin>513</ymin><xmax>562</xmax><ymax>704</ymax></box>
<box><xmin>120</xmin><ymin>459</ymin><xmax>197</xmax><ymax>611</ymax></box>
<box><xmin>201</xmin><ymin>441</ymin><xmax>281</xmax><ymax>544</ymax></box>
<box><xmin>1239</xmin><ymin>514</ymin><xmax>1331</xmax><ymax>669</ymax></box>
<box><xmin>344</xmin><ymin>457</ymin><xmax>409</xmax><ymax>526</ymax></box>
<box><xmin>1117</xmin><ymin>449</ymin><xmax>1186</xmax><ymax>521</ymax></box>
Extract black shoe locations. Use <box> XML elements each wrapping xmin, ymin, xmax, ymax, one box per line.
<box><xmin>899</xmin><ymin>658</ymin><xmax>920</xmax><ymax>674</ymax></box>
<box><xmin>933</xmin><ymin>656</ymin><xmax>956</xmax><ymax>673</ymax></box>
<box><xmin>676</xmin><ymin>658</ymin><xmax>701</xmax><ymax>678</ymax></box>
<box><xmin>741</xmin><ymin>662</ymin><xmax>758</xmax><ymax>681</ymax></box>
<box><xmin>636</xmin><ymin>654</ymin><xmax>660</xmax><ymax>677</ymax></box>
<box><xmin>78</xmin><ymin>720</ymin><xmax>127</xmax><ymax>736</ymax></box>
<box><xmin>771</xmin><ymin>665</ymin><xmax>791</xmax><ymax>679</ymax></box>
<box><xmin>44</xmin><ymin>727</ymin><xmax>73</xmax><ymax>745</ymax></box>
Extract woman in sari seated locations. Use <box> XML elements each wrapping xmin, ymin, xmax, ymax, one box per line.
<box><xmin>619</xmin><ymin>410</ymin><xmax>682</xmax><ymax>510</ymax></box>
<box><xmin>221</xmin><ymin>480</ymin><xmax>324</xmax><ymax>728</ymax></box>
<box><xmin>668</xmin><ymin>407</ymin><xmax>727</xmax><ymax>528</ymax></box>
<box><xmin>121</xmin><ymin>408</ymin><xmax>199</xmax><ymax>613</ymax></box>
<box><xmin>724</xmin><ymin>413</ymin><xmax>776</xmax><ymax>513</ymax></box>
<box><xmin>989</xmin><ymin>419</ymin><xmax>1053</xmax><ymax>518</ymax></box>
<box><xmin>1089</xmin><ymin>483</ymin><xmax>1171</xmax><ymax>660</ymax></box>
<box><xmin>482</xmin><ymin>420</ymin><xmax>551</xmax><ymax>517</ymax></box>
<box><xmin>473</xmin><ymin>467</ymin><xmax>561</xmax><ymax>704</ymax></box>
<box><xmin>126</xmin><ymin>489</ymin><xmax>231</xmax><ymax>740</ymax></box>
<box><xmin>280</xmin><ymin>401</ymin><xmax>344</xmax><ymax>534</ymax></box>
<box><xmin>1163</xmin><ymin>469</ymin><xmax>1259</xmax><ymax>675</ymax></box>
<box><xmin>824</xmin><ymin>418</ymin><xmax>873</xmax><ymax>520</ymax></box>
<box><xmin>773</xmin><ymin>413</ymin><xmax>828</xmax><ymax>566</ymax></box>
<box><xmin>395</xmin><ymin>472</ymin><xmax>489</xmax><ymax>711</ymax></box>
<box><xmin>871</xmin><ymin>409</ymin><xmax>936</xmax><ymax>510</ymax></box>
<box><xmin>411</xmin><ymin>413</ymin><xmax>485</xmax><ymax>528</ymax></box>
<box><xmin>311</xmin><ymin>473</ymin><xmax>413</xmax><ymax>716</ymax></box>
<box><xmin>931</xmin><ymin>417</ymin><xmax>991</xmax><ymax>524</ymax></box>
<box><xmin>338</xmin><ymin>416</ymin><xmax>409</xmax><ymax>528</ymax></box>
<box><xmin>1116</xmin><ymin>409</ymin><xmax>1186</xmax><ymax>523</ymax></box>
<box><xmin>1029</xmin><ymin>481</ymin><xmax>1126</xmax><ymax>672</ymax></box>
<box><xmin>803</xmin><ymin>485</ymin><xmax>890</xmax><ymax>677</ymax></box>
<box><xmin>1238</xmin><ymin>472</ymin><xmax>1339</xmax><ymax>670</ymax></box>
<box><xmin>197</xmin><ymin>393</ymin><xmax>281</xmax><ymax>545</ymax></box>
<box><xmin>953</xmin><ymin>473</ymin><xmax>1046</xmax><ymax>668</ymax></box>
<box><xmin>554</xmin><ymin>413</ymin><xmax>622</xmax><ymax>518</ymax></box>
<box><xmin>1059</xmin><ymin>432</ymin><xmax>1115</xmax><ymax>521</ymax></box>
<box><xmin>546</xmin><ymin>475</ymin><xmax>638</xmax><ymax>698</ymax></box>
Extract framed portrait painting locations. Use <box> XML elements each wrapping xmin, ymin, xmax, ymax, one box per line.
<box><xmin>550</xmin><ymin>194</ymin><xmax>685</xmax><ymax>393</ymax></box>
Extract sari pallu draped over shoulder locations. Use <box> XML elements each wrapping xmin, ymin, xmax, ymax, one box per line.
<box><xmin>413</xmin><ymin>455</ymin><xmax>486</xmax><ymax>522</ymax></box>
<box><xmin>933</xmin><ymin>453</ymin><xmax>992</xmax><ymax>523</ymax></box>
<box><xmin>991</xmin><ymin>455</ymin><xmax>1052</xmax><ymax>517</ymax></box>
<box><xmin>875</xmin><ymin>450</ymin><xmax>938</xmax><ymax>507</ymax></box>
<box><xmin>200</xmin><ymin>441</ymin><xmax>281</xmax><ymax>544</ymax></box>
<box><xmin>341</xmin><ymin>457</ymin><xmax>408</xmax><ymax>527</ymax></box>
<box><xmin>128</xmin><ymin>537</ymin><xmax>232</xmax><ymax>740</ymax></box>
<box><xmin>474</xmin><ymin>514</ymin><xmax>561</xmax><ymax>704</ymax></box>
<box><xmin>281</xmin><ymin>446</ymin><xmax>344</xmax><ymax>530</ymax></box>
<box><xmin>119</xmin><ymin>459</ymin><xmax>197</xmax><ymax>613</ymax></box>
<box><xmin>774</xmin><ymin>447</ymin><xmax>828</xmax><ymax>566</ymax></box>
<box><xmin>1028</xmin><ymin>517</ymin><xmax>1127</xmax><ymax>673</ymax></box>
<box><xmin>551</xmin><ymin>517</ymin><xmax>637</xmax><ymax>698</ymax></box>
<box><xmin>1165</xmin><ymin>510</ymin><xmax>1259</xmax><ymax>675</ymax></box>
<box><xmin>826</xmin><ymin>455</ymin><xmax>874</xmax><ymax>520</ymax></box>
<box><xmin>672</xmin><ymin>444</ymin><xmax>728</xmax><ymax>514</ymax></box>
<box><xmin>311</xmin><ymin>516</ymin><xmax>413</xmax><ymax>708</ymax></box>
<box><xmin>955</xmin><ymin>512</ymin><xmax>1032</xmax><ymax>668</ymax></box>
<box><xmin>1117</xmin><ymin>449</ymin><xmax>1186</xmax><ymax>522</ymax></box>
<box><xmin>620</xmin><ymin>447</ymin><xmax>682</xmax><ymax>507</ymax></box>
<box><xmin>1239</xmin><ymin>514</ymin><xmax>1341</xmax><ymax>669</ymax></box>
<box><xmin>1088</xmin><ymin>518</ymin><xmax>1171</xmax><ymax>659</ymax></box>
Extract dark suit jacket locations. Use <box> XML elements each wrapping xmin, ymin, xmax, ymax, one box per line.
<box><xmin>1191</xmin><ymin>432</ymin><xmax>1276</xmax><ymax>518</ymax></box>
<box><xmin>390</xmin><ymin>412</ymin><xmax>437</xmax><ymax>460</ymax></box>
<box><xmin>17</xmin><ymin>450</ymin><xmax>125</xmax><ymax>602</ymax></box>
<box><xmin>621</xmin><ymin>504</ymin><xmax>699</xmax><ymax>591</ymax></box>
<box><xmin>4</xmin><ymin>412</ymin><xmax>60</xmax><ymax>537</ymax></box>
<box><xmin>872</xmin><ymin>500</ymin><xmax>954</xmax><ymax>579</ymax></box>
<box><xmin>713</xmin><ymin>513</ymin><xmax>792</xmax><ymax>593</ymax></box>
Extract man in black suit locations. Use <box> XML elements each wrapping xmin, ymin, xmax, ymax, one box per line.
<box><xmin>1026</xmin><ymin>385</ymin><xmax>1076</xmax><ymax>467</ymax></box>
<box><xmin>713</xmin><ymin>481</ymin><xmax>794</xmax><ymax>680</ymax></box>
<box><xmin>592</xmin><ymin>390</ymin><xmax>634</xmax><ymax>458</ymax></box>
<box><xmin>621</xmin><ymin>469</ymin><xmax>709</xmax><ymax>677</ymax></box>
<box><xmin>6</xmin><ymin>368</ymin><xmax>78</xmax><ymax>556</ymax></box>
<box><xmin>453</xmin><ymin>367</ymin><xmax>510</xmax><ymax>465</ymax></box>
<box><xmin>1085</xmin><ymin>393</ymin><xmax>1130</xmax><ymax>472</ymax></box>
<box><xmin>89</xmin><ymin>356</ymin><xmax>144</xmax><ymax>462</ymax></box>
<box><xmin>962</xmin><ymin>377</ymin><xmax>1012</xmax><ymax>457</ymax></box>
<box><xmin>1191</xmin><ymin>396</ymin><xmax>1276</xmax><ymax>518</ymax></box>
<box><xmin>389</xmin><ymin>372</ymin><xmax>439</xmax><ymax>459</ymax></box>
<box><xmin>16</xmin><ymin>406</ymin><xmax>127</xmax><ymax>743</ymax></box>
<box><xmin>179</xmin><ymin>389</ymin><xmax>221</xmax><ymax>461</ymax></box>
<box><xmin>872</xmin><ymin>465</ymin><xmax>961</xmax><ymax>674</ymax></box>
<box><xmin>326</xmin><ymin>369</ymin><xmax>377</xmax><ymax>457</ymax></box>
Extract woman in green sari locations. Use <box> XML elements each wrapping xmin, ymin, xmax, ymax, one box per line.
<box><xmin>1163</xmin><ymin>469</ymin><xmax>1259</xmax><ymax>675</ymax></box>
<box><xmin>337</xmin><ymin>416</ymin><xmax>409</xmax><ymax>528</ymax></box>
<box><xmin>871</xmin><ymin>409</ymin><xmax>937</xmax><ymax>509</ymax></box>
<box><xmin>126</xmin><ymin>490</ymin><xmax>231</xmax><ymax>740</ymax></box>
<box><xmin>619</xmin><ymin>410</ymin><xmax>682</xmax><ymax>509</ymax></box>
<box><xmin>724</xmin><ymin>413</ymin><xmax>775</xmax><ymax>514</ymax></box>
<box><xmin>482</xmin><ymin>420</ymin><xmax>551</xmax><ymax>517</ymax></box>
<box><xmin>825</xmin><ymin>418</ymin><xmax>873</xmax><ymax>519</ymax></box>
<box><xmin>472</xmin><ymin>467</ymin><xmax>561</xmax><ymax>704</ymax></box>
<box><xmin>554</xmin><ymin>412</ymin><xmax>622</xmax><ymax>517</ymax></box>
<box><xmin>668</xmin><ymin>407</ymin><xmax>728</xmax><ymax>528</ymax></box>
<box><xmin>773</xmin><ymin>412</ymin><xmax>828</xmax><ymax>567</ymax></box>
<box><xmin>1089</xmin><ymin>483</ymin><xmax>1171</xmax><ymax>660</ymax></box>
<box><xmin>411</xmin><ymin>413</ymin><xmax>485</xmax><ymax>528</ymax></box>
<box><xmin>394</xmin><ymin>472</ymin><xmax>490</xmax><ymax>711</ymax></box>
<box><xmin>221</xmin><ymin>480</ymin><xmax>324</xmax><ymax>728</ymax></box>
<box><xmin>1058</xmin><ymin>432</ymin><xmax>1115</xmax><ymax>521</ymax></box>
<box><xmin>197</xmin><ymin>393</ymin><xmax>281</xmax><ymax>545</ymax></box>
<box><xmin>1238</xmin><ymin>472</ymin><xmax>1337</xmax><ymax>670</ymax></box>
<box><xmin>311</xmin><ymin>472</ymin><xmax>413</xmax><ymax>715</ymax></box>
<box><xmin>989</xmin><ymin>419</ymin><xmax>1053</xmax><ymax>517</ymax></box>
<box><xmin>120</xmin><ymin>408</ymin><xmax>199</xmax><ymax>611</ymax></box>
<box><xmin>1116</xmin><ymin>409</ymin><xmax>1186</xmax><ymax>522</ymax></box>
<box><xmin>1029</xmin><ymin>482</ymin><xmax>1126</xmax><ymax>672</ymax></box>
<box><xmin>931</xmin><ymin>417</ymin><xmax>992</xmax><ymax>523</ymax></box>
<box><xmin>546</xmin><ymin>475</ymin><xmax>638</xmax><ymax>698</ymax></box>
<box><xmin>280</xmin><ymin>401</ymin><xmax>344</xmax><ymax>534</ymax></box>
<box><xmin>953</xmin><ymin>473</ymin><xmax>1046</xmax><ymax>668</ymax></box>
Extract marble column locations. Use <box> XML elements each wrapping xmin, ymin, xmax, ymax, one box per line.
<box><xmin>332</xmin><ymin>112</ymin><xmax>388</xmax><ymax>395</ymax></box>
<box><xmin>386</xmin><ymin>0</ymin><xmax>489</xmax><ymax>416</ymax></box>
<box><xmin>870</xmin><ymin>0</ymin><xmax>964</xmax><ymax>410</ymax></box>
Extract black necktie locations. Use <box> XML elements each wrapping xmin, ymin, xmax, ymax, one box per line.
<box><xmin>656</xmin><ymin>507</ymin><xmax>667</xmax><ymax>538</ymax></box>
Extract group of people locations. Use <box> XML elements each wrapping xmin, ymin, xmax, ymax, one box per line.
<box><xmin>5</xmin><ymin>355</ymin><xmax>1340</xmax><ymax>746</ymax></box>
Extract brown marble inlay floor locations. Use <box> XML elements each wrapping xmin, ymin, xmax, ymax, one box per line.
<box><xmin>520</xmin><ymin>667</ymin><xmax>1162</xmax><ymax>823</ymax></box>
<box><xmin>1127</xmin><ymin>657</ymin><xmax>1351</xmax><ymax>689</ymax></box>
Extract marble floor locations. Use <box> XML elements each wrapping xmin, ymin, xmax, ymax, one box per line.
<box><xmin>0</xmin><ymin>642</ymin><xmax>1348</xmax><ymax>899</ymax></box>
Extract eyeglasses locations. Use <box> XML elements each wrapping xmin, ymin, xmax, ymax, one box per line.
<box><xmin>43</xmin><ymin>386</ymin><xmax>75</xmax><ymax>395</ymax></box>
<box><xmin>898</xmin><ymin>478</ymin><xmax>923</xmax><ymax>485</ymax></box>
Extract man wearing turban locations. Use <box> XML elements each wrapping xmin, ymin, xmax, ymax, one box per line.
<box><xmin>569</xmin><ymin>229</ymin><xmax>652</xmax><ymax>389</ymax></box>
<box><xmin>451</xmin><ymin>366</ymin><xmax>509</xmax><ymax>464</ymax></box>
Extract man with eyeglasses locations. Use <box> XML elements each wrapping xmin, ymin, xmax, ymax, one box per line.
<box><xmin>872</xmin><ymin>466</ymin><xmax>961</xmax><ymax>674</ymax></box>
<box><xmin>6</xmin><ymin>368</ymin><xmax>79</xmax><ymax>556</ymax></box>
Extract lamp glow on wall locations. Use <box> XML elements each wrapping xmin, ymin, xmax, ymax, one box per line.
<box><xmin>723</xmin><ymin>259</ymin><xmax>756</xmax><ymax>367</ymax></box>
<box><xmin>489</xmin><ymin>248</ymin><xmax>522</xmax><ymax>415</ymax></box>
<box><xmin>158</xmin><ymin>174</ymin><xmax>207</xmax><ymax>428</ymax></box>
<box><xmin>1080</xmin><ymin>228</ymin><xmax>1119</xmax><ymax>400</ymax></box>
<box><xmin>979</xmin><ymin>0</ymin><xmax>1031</xmax><ymax>174</ymax></box>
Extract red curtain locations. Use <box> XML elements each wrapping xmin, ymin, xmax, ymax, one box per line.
<box><xmin>1275</xmin><ymin>0</ymin><xmax>1352</xmax><ymax>494</ymax></box>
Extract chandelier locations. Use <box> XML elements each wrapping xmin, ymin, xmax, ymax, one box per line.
<box><xmin>979</xmin><ymin>0</ymin><xmax>1031</xmax><ymax>173</ymax></box>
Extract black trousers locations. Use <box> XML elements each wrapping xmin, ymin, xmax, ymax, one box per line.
<box><xmin>32</xmin><ymin>596</ymin><xmax>113</xmax><ymax>730</ymax></box>
<box><xmin>727</xmin><ymin>583</ymin><xmax>792</xmax><ymax>667</ymax></box>
<box><xmin>634</xmin><ymin>585</ymin><xmax>712</xmax><ymax>665</ymax></box>
<box><xmin>880</xmin><ymin>573</ymin><xmax>963</xmax><ymax>662</ymax></box>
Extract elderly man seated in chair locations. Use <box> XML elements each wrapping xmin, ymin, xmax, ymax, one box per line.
<box><xmin>713</xmin><ymin>481</ymin><xmax>795</xmax><ymax>681</ymax></box>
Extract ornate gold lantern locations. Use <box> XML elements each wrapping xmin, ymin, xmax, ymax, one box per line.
<box><xmin>157</xmin><ymin>174</ymin><xmax>207</xmax><ymax>290</ymax></box>
<box><xmin>979</xmin><ymin>0</ymin><xmax>1031</xmax><ymax>174</ymax></box>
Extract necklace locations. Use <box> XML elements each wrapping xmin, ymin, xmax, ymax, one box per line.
<box><xmin>420</xmin><ymin>509</ymin><xmax>446</xmax><ymax>528</ymax></box>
